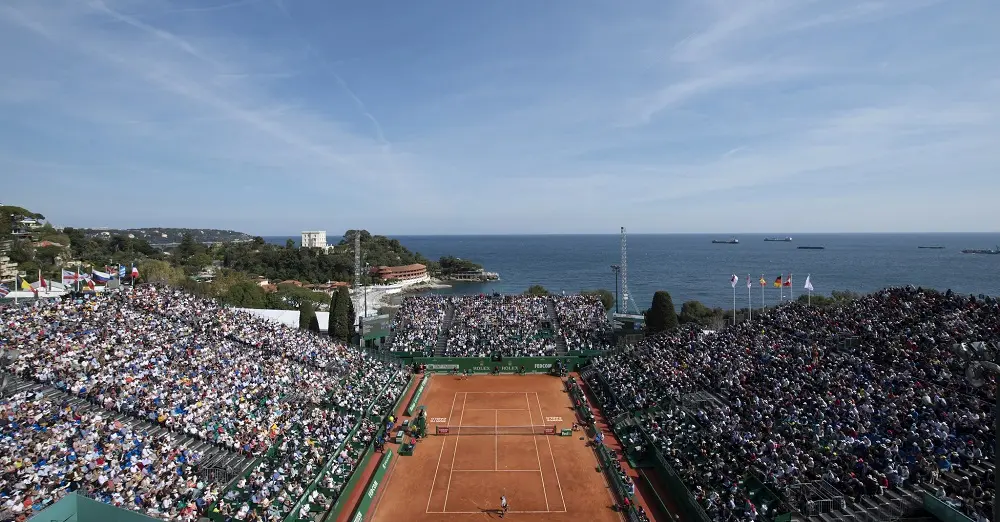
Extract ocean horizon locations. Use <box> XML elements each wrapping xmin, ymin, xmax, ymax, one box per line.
<box><xmin>263</xmin><ymin>233</ymin><xmax>1000</xmax><ymax>310</ymax></box>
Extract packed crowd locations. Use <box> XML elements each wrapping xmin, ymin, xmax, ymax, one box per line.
<box><xmin>389</xmin><ymin>294</ymin><xmax>611</xmax><ymax>356</ymax></box>
<box><xmin>553</xmin><ymin>295</ymin><xmax>612</xmax><ymax>351</ymax></box>
<box><xmin>592</xmin><ymin>287</ymin><xmax>999</xmax><ymax>522</ymax></box>
<box><xmin>0</xmin><ymin>390</ymin><xmax>213</xmax><ymax>521</ymax></box>
<box><xmin>389</xmin><ymin>296</ymin><xmax>447</xmax><ymax>355</ymax></box>
<box><xmin>445</xmin><ymin>295</ymin><xmax>556</xmax><ymax>357</ymax></box>
<box><xmin>1</xmin><ymin>286</ymin><xmax>407</xmax><ymax>521</ymax></box>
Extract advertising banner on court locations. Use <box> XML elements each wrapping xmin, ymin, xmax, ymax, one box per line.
<box><xmin>350</xmin><ymin>449</ymin><xmax>393</xmax><ymax>522</ymax></box>
<box><xmin>411</xmin><ymin>356</ymin><xmax>590</xmax><ymax>374</ymax></box>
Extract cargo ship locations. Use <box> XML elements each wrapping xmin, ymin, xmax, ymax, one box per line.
<box><xmin>961</xmin><ymin>246</ymin><xmax>1000</xmax><ymax>255</ymax></box>
<box><xmin>797</xmin><ymin>246</ymin><xmax>825</xmax><ymax>250</ymax></box>
<box><xmin>712</xmin><ymin>238</ymin><xmax>739</xmax><ymax>244</ymax></box>
<box><xmin>764</xmin><ymin>237</ymin><xmax>793</xmax><ymax>242</ymax></box>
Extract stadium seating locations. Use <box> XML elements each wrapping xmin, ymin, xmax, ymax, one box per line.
<box><xmin>1</xmin><ymin>286</ymin><xmax>407</xmax><ymax>521</ymax></box>
<box><xmin>589</xmin><ymin>287</ymin><xmax>998</xmax><ymax>522</ymax></box>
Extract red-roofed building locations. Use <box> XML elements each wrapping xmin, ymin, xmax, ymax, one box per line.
<box><xmin>373</xmin><ymin>264</ymin><xmax>427</xmax><ymax>281</ymax></box>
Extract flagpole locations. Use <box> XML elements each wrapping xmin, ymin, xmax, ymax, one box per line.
<box><xmin>732</xmin><ymin>284</ymin><xmax>736</xmax><ymax>325</ymax></box>
<box><xmin>760</xmin><ymin>275</ymin><xmax>764</xmax><ymax>311</ymax></box>
<box><xmin>779</xmin><ymin>274</ymin><xmax>783</xmax><ymax>303</ymax></box>
<box><xmin>790</xmin><ymin>274</ymin><xmax>794</xmax><ymax>302</ymax></box>
<box><xmin>747</xmin><ymin>275</ymin><xmax>752</xmax><ymax>321</ymax></box>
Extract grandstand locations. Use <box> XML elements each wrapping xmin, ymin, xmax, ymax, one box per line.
<box><xmin>388</xmin><ymin>294</ymin><xmax>614</xmax><ymax>358</ymax></box>
<box><xmin>1</xmin><ymin>286</ymin><xmax>408</xmax><ymax>522</ymax></box>
<box><xmin>4</xmin><ymin>286</ymin><xmax>997</xmax><ymax>522</ymax></box>
<box><xmin>588</xmin><ymin>287</ymin><xmax>998</xmax><ymax>522</ymax></box>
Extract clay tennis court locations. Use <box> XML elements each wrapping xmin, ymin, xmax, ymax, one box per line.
<box><xmin>369</xmin><ymin>374</ymin><xmax>622</xmax><ymax>521</ymax></box>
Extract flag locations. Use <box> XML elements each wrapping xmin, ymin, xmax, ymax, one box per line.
<box><xmin>746</xmin><ymin>274</ymin><xmax>751</xmax><ymax>289</ymax></box>
<box><xmin>118</xmin><ymin>265</ymin><xmax>126</xmax><ymax>279</ymax></box>
<box><xmin>759</xmin><ymin>275</ymin><xmax>766</xmax><ymax>287</ymax></box>
<box><xmin>20</xmin><ymin>278</ymin><xmax>31</xmax><ymax>291</ymax></box>
<box><xmin>131</xmin><ymin>264</ymin><xmax>139</xmax><ymax>279</ymax></box>
<box><xmin>38</xmin><ymin>269</ymin><xmax>47</xmax><ymax>289</ymax></box>
<box><xmin>91</xmin><ymin>270</ymin><xmax>112</xmax><ymax>283</ymax></box>
<box><xmin>730</xmin><ymin>274</ymin><xmax>739</xmax><ymax>288</ymax></box>
<box><xmin>804</xmin><ymin>275</ymin><xmax>814</xmax><ymax>291</ymax></box>
<box><xmin>0</xmin><ymin>284</ymin><xmax>9</xmax><ymax>298</ymax></box>
<box><xmin>783</xmin><ymin>274</ymin><xmax>792</xmax><ymax>287</ymax></box>
<box><xmin>86</xmin><ymin>279</ymin><xmax>96</xmax><ymax>291</ymax></box>
<box><xmin>62</xmin><ymin>270</ymin><xmax>85</xmax><ymax>285</ymax></box>
<box><xmin>773</xmin><ymin>275</ymin><xmax>782</xmax><ymax>287</ymax></box>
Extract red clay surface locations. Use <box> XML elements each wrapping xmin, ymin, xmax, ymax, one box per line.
<box><xmin>575</xmin><ymin>374</ymin><xmax>678</xmax><ymax>522</ymax></box>
<box><xmin>369</xmin><ymin>374</ymin><xmax>623</xmax><ymax>521</ymax></box>
<box><xmin>334</xmin><ymin>374</ymin><xmax>421</xmax><ymax>522</ymax></box>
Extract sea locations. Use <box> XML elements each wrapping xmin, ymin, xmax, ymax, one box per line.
<box><xmin>262</xmin><ymin>234</ymin><xmax>1000</xmax><ymax>310</ymax></box>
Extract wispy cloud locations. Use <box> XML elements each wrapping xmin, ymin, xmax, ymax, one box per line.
<box><xmin>0</xmin><ymin>0</ymin><xmax>997</xmax><ymax>234</ymax></box>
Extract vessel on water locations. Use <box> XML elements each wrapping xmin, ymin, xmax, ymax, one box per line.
<box><xmin>797</xmin><ymin>246</ymin><xmax>825</xmax><ymax>250</ymax></box>
<box><xmin>764</xmin><ymin>237</ymin><xmax>793</xmax><ymax>242</ymax></box>
<box><xmin>961</xmin><ymin>246</ymin><xmax>1000</xmax><ymax>255</ymax></box>
<box><xmin>918</xmin><ymin>246</ymin><xmax>945</xmax><ymax>249</ymax></box>
<box><xmin>712</xmin><ymin>238</ymin><xmax>739</xmax><ymax>244</ymax></box>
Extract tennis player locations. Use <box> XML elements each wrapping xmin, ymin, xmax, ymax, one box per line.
<box><xmin>500</xmin><ymin>495</ymin><xmax>508</xmax><ymax>518</ymax></box>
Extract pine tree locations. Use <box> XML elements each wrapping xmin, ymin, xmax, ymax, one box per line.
<box><xmin>308</xmin><ymin>314</ymin><xmax>320</xmax><ymax>333</ymax></box>
<box><xmin>326</xmin><ymin>286</ymin><xmax>341</xmax><ymax>339</ymax></box>
<box><xmin>332</xmin><ymin>287</ymin><xmax>353</xmax><ymax>341</ymax></box>
<box><xmin>298</xmin><ymin>301</ymin><xmax>316</xmax><ymax>330</ymax></box>
<box><xmin>645</xmin><ymin>291</ymin><xmax>678</xmax><ymax>334</ymax></box>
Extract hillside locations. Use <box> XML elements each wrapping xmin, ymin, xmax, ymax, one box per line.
<box><xmin>75</xmin><ymin>227</ymin><xmax>253</xmax><ymax>245</ymax></box>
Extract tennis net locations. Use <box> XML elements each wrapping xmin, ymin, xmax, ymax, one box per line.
<box><xmin>435</xmin><ymin>425</ymin><xmax>557</xmax><ymax>435</ymax></box>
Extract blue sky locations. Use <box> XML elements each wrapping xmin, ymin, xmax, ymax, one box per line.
<box><xmin>1</xmin><ymin>0</ymin><xmax>998</xmax><ymax>235</ymax></box>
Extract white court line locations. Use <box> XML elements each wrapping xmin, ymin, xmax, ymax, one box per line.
<box><xmin>458</xmin><ymin>391</ymin><xmax>538</xmax><ymax>394</ymax></box>
<box><xmin>427</xmin><ymin>510</ymin><xmax>568</xmax><ymax>514</ymax></box>
<box><xmin>495</xmin><ymin>409</ymin><xmax>499</xmax><ymax>471</ymax></box>
<box><xmin>425</xmin><ymin>391</ymin><xmax>459</xmax><ymax>513</ymax></box>
<box><xmin>466</xmin><ymin>408</ymin><xmax>529</xmax><ymax>411</ymax></box>
<box><xmin>442</xmin><ymin>392</ymin><xmax>468</xmax><ymax>512</ymax></box>
<box><xmin>536</xmin><ymin>392</ymin><xmax>567</xmax><ymax>511</ymax></box>
<box><xmin>525</xmin><ymin>392</ymin><xmax>549</xmax><ymax>511</ymax></box>
<box><xmin>452</xmin><ymin>469</ymin><xmax>540</xmax><ymax>472</ymax></box>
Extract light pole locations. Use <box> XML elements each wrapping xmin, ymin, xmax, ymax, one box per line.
<box><xmin>610</xmin><ymin>265</ymin><xmax>621</xmax><ymax>314</ymax></box>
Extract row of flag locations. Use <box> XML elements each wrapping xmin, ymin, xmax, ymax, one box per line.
<box><xmin>0</xmin><ymin>264</ymin><xmax>140</xmax><ymax>299</ymax></box>
<box><xmin>729</xmin><ymin>274</ymin><xmax>814</xmax><ymax>291</ymax></box>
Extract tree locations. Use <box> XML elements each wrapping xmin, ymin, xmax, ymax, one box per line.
<box><xmin>580</xmin><ymin>289</ymin><xmax>615</xmax><ymax>311</ymax></box>
<box><xmin>524</xmin><ymin>285</ymin><xmax>550</xmax><ymax>296</ymax></box>
<box><xmin>225</xmin><ymin>281</ymin><xmax>267</xmax><ymax>308</ymax></box>
<box><xmin>35</xmin><ymin>245</ymin><xmax>64</xmax><ymax>266</ymax></box>
<box><xmin>139</xmin><ymin>259</ymin><xmax>185</xmax><ymax>286</ymax></box>
<box><xmin>299</xmin><ymin>301</ymin><xmax>316</xmax><ymax>330</ymax></box>
<box><xmin>329</xmin><ymin>287</ymin><xmax>354</xmax><ymax>342</ymax></box>
<box><xmin>177</xmin><ymin>233</ymin><xmax>199</xmax><ymax>259</ymax></box>
<box><xmin>678</xmin><ymin>300</ymin><xmax>727</xmax><ymax>328</ymax></box>
<box><xmin>328</xmin><ymin>290</ymin><xmax>341</xmax><ymax>338</ymax></box>
<box><xmin>308</xmin><ymin>314</ymin><xmax>320</xmax><ymax>333</ymax></box>
<box><xmin>645</xmin><ymin>291</ymin><xmax>678</xmax><ymax>334</ymax></box>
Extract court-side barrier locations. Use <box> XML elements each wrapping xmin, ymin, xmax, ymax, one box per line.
<box><xmin>285</xmin><ymin>375</ymin><xmax>397</xmax><ymax>522</ymax></box>
<box><xmin>565</xmin><ymin>377</ymin><xmax>642</xmax><ymax>522</ymax></box>
<box><xmin>407</xmin><ymin>356</ymin><xmax>590</xmax><ymax>374</ymax></box>
<box><xmin>350</xmin><ymin>449</ymin><xmax>394</xmax><ymax>522</ymax></box>
<box><xmin>404</xmin><ymin>375</ymin><xmax>429</xmax><ymax>416</ymax></box>
<box><xmin>923</xmin><ymin>493</ymin><xmax>975</xmax><ymax>522</ymax></box>
<box><xmin>324</xmin><ymin>374</ymin><xmax>417</xmax><ymax>521</ymax></box>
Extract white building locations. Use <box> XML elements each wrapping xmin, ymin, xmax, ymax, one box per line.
<box><xmin>301</xmin><ymin>231</ymin><xmax>327</xmax><ymax>249</ymax></box>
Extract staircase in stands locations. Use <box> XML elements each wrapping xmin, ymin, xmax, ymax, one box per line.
<box><xmin>545</xmin><ymin>297</ymin><xmax>569</xmax><ymax>355</ymax></box>
<box><xmin>434</xmin><ymin>302</ymin><xmax>455</xmax><ymax>356</ymax></box>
